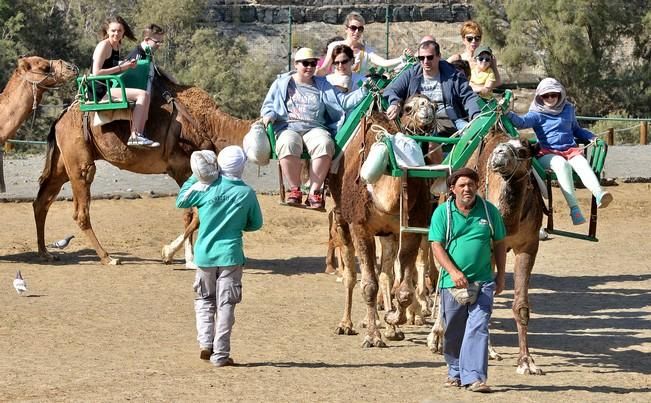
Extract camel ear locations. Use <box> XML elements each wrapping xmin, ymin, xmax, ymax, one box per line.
<box><xmin>17</xmin><ymin>58</ymin><xmax>31</xmax><ymax>73</ymax></box>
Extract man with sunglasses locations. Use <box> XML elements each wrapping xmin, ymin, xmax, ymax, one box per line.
<box><xmin>384</xmin><ymin>38</ymin><xmax>480</xmax><ymax>136</ymax></box>
<box><xmin>261</xmin><ymin>47</ymin><xmax>368</xmax><ymax>209</ymax></box>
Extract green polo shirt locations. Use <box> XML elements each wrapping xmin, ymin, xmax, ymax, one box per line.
<box><xmin>428</xmin><ymin>197</ymin><xmax>506</xmax><ymax>288</ymax></box>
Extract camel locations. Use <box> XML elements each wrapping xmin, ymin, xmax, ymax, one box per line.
<box><xmin>33</xmin><ymin>78</ymin><xmax>253</xmax><ymax>265</ymax></box>
<box><xmin>0</xmin><ymin>56</ymin><xmax>78</xmax><ymax>191</ymax></box>
<box><xmin>328</xmin><ymin>94</ymin><xmax>435</xmax><ymax>347</ymax></box>
<box><xmin>426</xmin><ymin>130</ymin><xmax>545</xmax><ymax>375</ymax></box>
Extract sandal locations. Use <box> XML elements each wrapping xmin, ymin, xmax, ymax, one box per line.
<box><xmin>443</xmin><ymin>377</ymin><xmax>461</xmax><ymax>387</ymax></box>
<box><xmin>286</xmin><ymin>187</ymin><xmax>302</xmax><ymax>205</ymax></box>
<box><xmin>466</xmin><ymin>381</ymin><xmax>492</xmax><ymax>393</ymax></box>
<box><xmin>306</xmin><ymin>191</ymin><xmax>325</xmax><ymax>209</ymax></box>
<box><xmin>127</xmin><ymin>133</ymin><xmax>160</xmax><ymax>148</ymax></box>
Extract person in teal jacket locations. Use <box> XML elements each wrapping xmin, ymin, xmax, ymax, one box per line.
<box><xmin>176</xmin><ymin>146</ymin><xmax>263</xmax><ymax>367</ymax></box>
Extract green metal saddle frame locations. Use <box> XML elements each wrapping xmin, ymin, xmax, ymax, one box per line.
<box><xmin>76</xmin><ymin>52</ymin><xmax>153</xmax><ymax>112</ymax></box>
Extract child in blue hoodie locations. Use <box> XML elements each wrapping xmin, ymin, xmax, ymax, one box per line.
<box><xmin>507</xmin><ymin>78</ymin><xmax>613</xmax><ymax>225</ymax></box>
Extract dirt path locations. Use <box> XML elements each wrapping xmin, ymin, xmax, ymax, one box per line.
<box><xmin>1</xmin><ymin>184</ymin><xmax>650</xmax><ymax>402</ymax></box>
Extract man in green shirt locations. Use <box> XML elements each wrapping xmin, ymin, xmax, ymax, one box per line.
<box><xmin>429</xmin><ymin>167</ymin><xmax>506</xmax><ymax>393</ymax></box>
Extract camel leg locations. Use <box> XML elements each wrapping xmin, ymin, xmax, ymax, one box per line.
<box><xmin>34</xmin><ymin>150</ymin><xmax>69</xmax><ymax>261</ymax></box>
<box><xmin>65</xmin><ymin>152</ymin><xmax>119</xmax><ymax>265</ymax></box>
<box><xmin>334</xmin><ymin>213</ymin><xmax>357</xmax><ymax>336</ymax></box>
<box><xmin>512</xmin><ymin>249</ymin><xmax>544</xmax><ymax>375</ymax></box>
<box><xmin>162</xmin><ymin>209</ymin><xmax>198</xmax><ymax>268</ymax></box>
<box><xmin>352</xmin><ymin>226</ymin><xmax>386</xmax><ymax>348</ymax></box>
<box><xmin>378</xmin><ymin>235</ymin><xmax>404</xmax><ymax>341</ymax></box>
<box><xmin>324</xmin><ymin>209</ymin><xmax>339</xmax><ymax>275</ymax></box>
<box><xmin>407</xmin><ymin>236</ymin><xmax>432</xmax><ymax>325</ymax></box>
<box><xmin>385</xmin><ymin>233</ymin><xmax>420</xmax><ymax>327</ymax></box>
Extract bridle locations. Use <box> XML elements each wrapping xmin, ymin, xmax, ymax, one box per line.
<box><xmin>484</xmin><ymin>140</ymin><xmax>532</xmax><ymax>196</ymax></box>
<box><xmin>22</xmin><ymin>60</ymin><xmax>73</xmax><ymax>111</ymax></box>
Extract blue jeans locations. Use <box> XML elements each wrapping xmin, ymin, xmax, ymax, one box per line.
<box><xmin>441</xmin><ymin>281</ymin><xmax>495</xmax><ymax>385</ymax></box>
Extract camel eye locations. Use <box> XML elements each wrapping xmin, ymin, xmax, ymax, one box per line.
<box><xmin>516</xmin><ymin>147</ymin><xmax>529</xmax><ymax>158</ymax></box>
<box><xmin>404</xmin><ymin>105</ymin><xmax>412</xmax><ymax>114</ymax></box>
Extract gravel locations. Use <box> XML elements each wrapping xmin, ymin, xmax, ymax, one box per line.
<box><xmin>1</xmin><ymin>145</ymin><xmax>649</xmax><ymax>202</ymax></box>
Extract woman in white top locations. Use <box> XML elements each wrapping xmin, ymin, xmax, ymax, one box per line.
<box><xmin>316</xmin><ymin>11</ymin><xmax>409</xmax><ymax>76</ymax></box>
<box><xmin>326</xmin><ymin>44</ymin><xmax>365</xmax><ymax>93</ymax></box>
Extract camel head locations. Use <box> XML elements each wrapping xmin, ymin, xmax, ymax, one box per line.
<box><xmin>16</xmin><ymin>56</ymin><xmax>78</xmax><ymax>88</ymax></box>
<box><xmin>400</xmin><ymin>94</ymin><xmax>437</xmax><ymax>134</ymax></box>
<box><xmin>488</xmin><ymin>137</ymin><xmax>534</xmax><ymax>179</ymax></box>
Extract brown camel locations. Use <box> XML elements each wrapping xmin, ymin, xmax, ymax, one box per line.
<box><xmin>0</xmin><ymin>56</ymin><xmax>78</xmax><ymax>191</ymax></box>
<box><xmin>33</xmin><ymin>79</ymin><xmax>253</xmax><ymax>264</ymax></box>
<box><xmin>426</xmin><ymin>130</ymin><xmax>545</xmax><ymax>375</ymax></box>
<box><xmin>328</xmin><ymin>94</ymin><xmax>435</xmax><ymax>347</ymax></box>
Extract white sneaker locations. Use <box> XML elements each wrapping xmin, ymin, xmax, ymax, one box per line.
<box><xmin>127</xmin><ymin>134</ymin><xmax>160</xmax><ymax>148</ymax></box>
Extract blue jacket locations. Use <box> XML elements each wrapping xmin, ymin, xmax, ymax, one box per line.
<box><xmin>507</xmin><ymin>104</ymin><xmax>594</xmax><ymax>151</ymax></box>
<box><xmin>176</xmin><ymin>176</ymin><xmax>263</xmax><ymax>268</ymax></box>
<box><xmin>382</xmin><ymin>61</ymin><xmax>480</xmax><ymax>121</ymax></box>
<box><xmin>260</xmin><ymin>72</ymin><xmax>367</xmax><ymax>136</ymax></box>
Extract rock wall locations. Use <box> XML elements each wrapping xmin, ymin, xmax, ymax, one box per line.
<box><xmin>207</xmin><ymin>1</ymin><xmax>472</xmax><ymax>25</ymax></box>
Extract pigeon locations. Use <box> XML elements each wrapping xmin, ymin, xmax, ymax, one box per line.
<box><xmin>13</xmin><ymin>270</ymin><xmax>27</xmax><ymax>295</ymax></box>
<box><xmin>49</xmin><ymin>235</ymin><xmax>75</xmax><ymax>249</ymax></box>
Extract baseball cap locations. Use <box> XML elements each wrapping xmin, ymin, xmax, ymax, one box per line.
<box><xmin>475</xmin><ymin>46</ymin><xmax>493</xmax><ymax>57</ymax></box>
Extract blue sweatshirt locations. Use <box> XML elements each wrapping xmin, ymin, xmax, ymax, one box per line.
<box><xmin>176</xmin><ymin>176</ymin><xmax>263</xmax><ymax>268</ymax></box>
<box><xmin>507</xmin><ymin>104</ymin><xmax>594</xmax><ymax>151</ymax></box>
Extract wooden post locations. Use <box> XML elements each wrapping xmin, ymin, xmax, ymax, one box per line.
<box><xmin>606</xmin><ymin>128</ymin><xmax>614</xmax><ymax>145</ymax></box>
<box><xmin>3</xmin><ymin>142</ymin><xmax>13</xmax><ymax>153</ymax></box>
<box><xmin>641</xmin><ymin>121</ymin><xmax>648</xmax><ymax>145</ymax></box>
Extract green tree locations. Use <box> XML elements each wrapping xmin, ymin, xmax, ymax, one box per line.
<box><xmin>472</xmin><ymin>0</ymin><xmax>651</xmax><ymax>116</ymax></box>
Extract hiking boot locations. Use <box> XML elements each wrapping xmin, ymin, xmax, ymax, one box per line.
<box><xmin>127</xmin><ymin>133</ymin><xmax>160</xmax><ymax>148</ymax></box>
<box><xmin>199</xmin><ymin>348</ymin><xmax>213</xmax><ymax>361</ymax></box>
<box><xmin>306</xmin><ymin>190</ymin><xmax>325</xmax><ymax>209</ymax></box>
<box><xmin>466</xmin><ymin>381</ymin><xmax>492</xmax><ymax>393</ymax></box>
<box><xmin>213</xmin><ymin>357</ymin><xmax>235</xmax><ymax>367</ymax></box>
<box><xmin>596</xmin><ymin>191</ymin><xmax>613</xmax><ymax>209</ymax></box>
<box><xmin>570</xmin><ymin>206</ymin><xmax>586</xmax><ymax>225</ymax></box>
<box><xmin>286</xmin><ymin>187</ymin><xmax>302</xmax><ymax>205</ymax></box>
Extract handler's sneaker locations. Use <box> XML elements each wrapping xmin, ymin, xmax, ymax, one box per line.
<box><xmin>466</xmin><ymin>381</ymin><xmax>492</xmax><ymax>393</ymax></box>
<box><xmin>570</xmin><ymin>206</ymin><xmax>586</xmax><ymax>225</ymax></box>
<box><xmin>213</xmin><ymin>357</ymin><xmax>235</xmax><ymax>367</ymax></box>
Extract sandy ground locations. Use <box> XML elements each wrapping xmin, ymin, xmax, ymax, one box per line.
<box><xmin>1</xmin><ymin>182</ymin><xmax>650</xmax><ymax>402</ymax></box>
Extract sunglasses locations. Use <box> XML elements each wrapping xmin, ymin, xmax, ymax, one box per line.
<box><xmin>148</xmin><ymin>38</ymin><xmax>163</xmax><ymax>45</ymax></box>
<box><xmin>541</xmin><ymin>93</ymin><xmax>560</xmax><ymax>99</ymax></box>
<box><xmin>465</xmin><ymin>35</ymin><xmax>482</xmax><ymax>43</ymax></box>
<box><xmin>476</xmin><ymin>56</ymin><xmax>491</xmax><ymax>63</ymax></box>
<box><xmin>418</xmin><ymin>55</ymin><xmax>435</xmax><ymax>62</ymax></box>
<box><xmin>298</xmin><ymin>60</ymin><xmax>318</xmax><ymax>68</ymax></box>
<box><xmin>333</xmin><ymin>58</ymin><xmax>350</xmax><ymax>66</ymax></box>
<box><xmin>347</xmin><ymin>25</ymin><xmax>364</xmax><ymax>33</ymax></box>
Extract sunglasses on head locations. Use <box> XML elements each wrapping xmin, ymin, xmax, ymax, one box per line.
<box><xmin>333</xmin><ymin>58</ymin><xmax>350</xmax><ymax>66</ymax></box>
<box><xmin>418</xmin><ymin>55</ymin><xmax>435</xmax><ymax>62</ymax></box>
<box><xmin>541</xmin><ymin>93</ymin><xmax>560</xmax><ymax>99</ymax></box>
<box><xmin>347</xmin><ymin>25</ymin><xmax>364</xmax><ymax>33</ymax></box>
<box><xmin>465</xmin><ymin>35</ymin><xmax>481</xmax><ymax>43</ymax></box>
<box><xmin>298</xmin><ymin>60</ymin><xmax>317</xmax><ymax>68</ymax></box>
<box><xmin>476</xmin><ymin>56</ymin><xmax>491</xmax><ymax>63</ymax></box>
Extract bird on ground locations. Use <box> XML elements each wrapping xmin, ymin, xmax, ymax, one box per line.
<box><xmin>13</xmin><ymin>270</ymin><xmax>27</xmax><ymax>295</ymax></box>
<box><xmin>49</xmin><ymin>235</ymin><xmax>75</xmax><ymax>249</ymax></box>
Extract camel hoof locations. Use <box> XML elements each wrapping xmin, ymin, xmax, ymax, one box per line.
<box><xmin>104</xmin><ymin>256</ymin><xmax>121</xmax><ymax>265</ymax></box>
<box><xmin>334</xmin><ymin>326</ymin><xmax>357</xmax><ymax>336</ymax></box>
<box><xmin>39</xmin><ymin>251</ymin><xmax>59</xmax><ymax>262</ymax></box>
<box><xmin>161</xmin><ymin>245</ymin><xmax>174</xmax><ymax>264</ymax></box>
<box><xmin>324</xmin><ymin>265</ymin><xmax>337</xmax><ymax>274</ymax></box>
<box><xmin>489</xmin><ymin>350</ymin><xmax>503</xmax><ymax>361</ymax></box>
<box><xmin>384</xmin><ymin>328</ymin><xmax>405</xmax><ymax>341</ymax></box>
<box><xmin>361</xmin><ymin>335</ymin><xmax>386</xmax><ymax>348</ymax></box>
<box><xmin>516</xmin><ymin>357</ymin><xmax>544</xmax><ymax>375</ymax></box>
